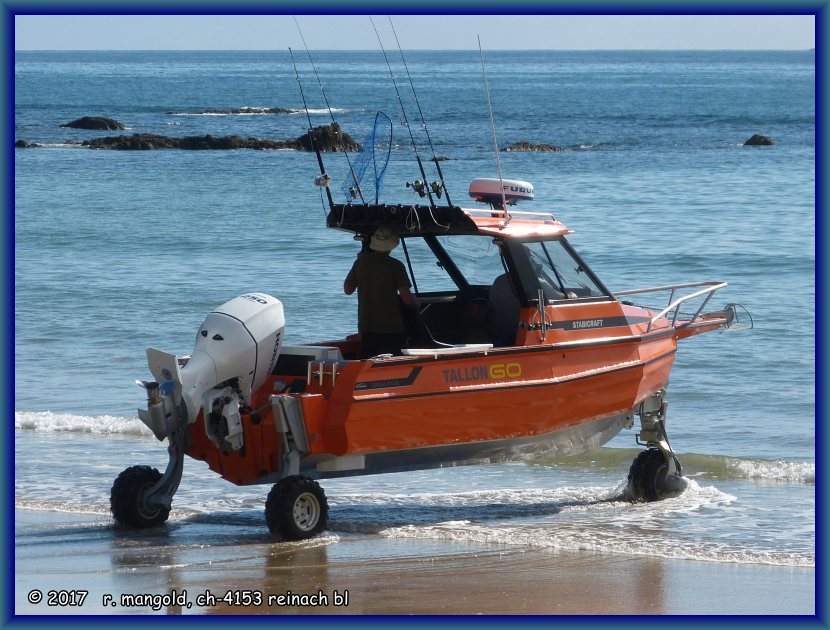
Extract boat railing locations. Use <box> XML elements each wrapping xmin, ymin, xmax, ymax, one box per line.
<box><xmin>463</xmin><ymin>207</ymin><xmax>558</xmax><ymax>223</ymax></box>
<box><xmin>615</xmin><ymin>281</ymin><xmax>728</xmax><ymax>332</ymax></box>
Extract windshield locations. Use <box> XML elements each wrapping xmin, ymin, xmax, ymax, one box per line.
<box><xmin>519</xmin><ymin>240</ymin><xmax>608</xmax><ymax>300</ymax></box>
<box><xmin>401</xmin><ymin>234</ymin><xmax>608</xmax><ymax>302</ymax></box>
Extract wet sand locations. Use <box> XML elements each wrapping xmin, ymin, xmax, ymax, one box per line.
<box><xmin>15</xmin><ymin>509</ymin><xmax>815</xmax><ymax>616</ymax></box>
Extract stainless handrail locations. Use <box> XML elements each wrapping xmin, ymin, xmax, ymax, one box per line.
<box><xmin>462</xmin><ymin>207</ymin><xmax>558</xmax><ymax>222</ymax></box>
<box><xmin>616</xmin><ymin>281</ymin><xmax>728</xmax><ymax>332</ymax></box>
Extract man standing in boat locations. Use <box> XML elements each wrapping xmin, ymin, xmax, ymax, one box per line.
<box><xmin>344</xmin><ymin>227</ymin><xmax>418</xmax><ymax>359</ymax></box>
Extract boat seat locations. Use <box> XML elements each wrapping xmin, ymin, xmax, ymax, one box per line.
<box><xmin>489</xmin><ymin>273</ymin><xmax>520</xmax><ymax>346</ymax></box>
<box><xmin>460</xmin><ymin>297</ymin><xmax>494</xmax><ymax>344</ymax></box>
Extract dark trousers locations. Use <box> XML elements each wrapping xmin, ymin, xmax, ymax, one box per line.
<box><xmin>360</xmin><ymin>332</ymin><xmax>405</xmax><ymax>359</ymax></box>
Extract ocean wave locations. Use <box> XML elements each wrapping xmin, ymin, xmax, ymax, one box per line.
<box><xmin>14</xmin><ymin>410</ymin><xmax>152</xmax><ymax>437</ymax></box>
<box><xmin>304</xmin><ymin>107</ymin><xmax>347</xmax><ymax>116</ymax></box>
<box><xmin>528</xmin><ymin>447</ymin><xmax>814</xmax><ymax>485</ymax></box>
<box><xmin>27</xmin><ymin>142</ymin><xmax>86</xmax><ymax>149</ymax></box>
<box><xmin>379</xmin><ymin>520</ymin><xmax>813</xmax><ymax>567</ymax></box>
<box><xmin>15</xmin><ymin>465</ymin><xmax>812</xmax><ymax>568</ymax></box>
<box><xmin>15</xmin><ymin>498</ymin><xmax>114</xmax><ymax>516</ymax></box>
<box><xmin>167</xmin><ymin>106</ymin><xmax>295</xmax><ymax>116</ymax></box>
<box><xmin>165</xmin><ymin>106</ymin><xmax>344</xmax><ymax>116</ymax></box>
<box><xmin>371</xmin><ymin>480</ymin><xmax>812</xmax><ymax>567</ymax></box>
<box><xmin>14</xmin><ymin>412</ymin><xmax>813</xmax><ymax>486</ymax></box>
<box><xmin>327</xmin><ymin>481</ymin><xmax>736</xmax><ymax>538</ymax></box>
<box><xmin>682</xmin><ymin>453</ymin><xmax>816</xmax><ymax>484</ymax></box>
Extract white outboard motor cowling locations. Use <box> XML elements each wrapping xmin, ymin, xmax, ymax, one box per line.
<box><xmin>203</xmin><ymin>293</ymin><xmax>285</xmax><ymax>401</ymax></box>
<box><xmin>143</xmin><ymin>293</ymin><xmax>284</xmax><ymax>451</ymax></box>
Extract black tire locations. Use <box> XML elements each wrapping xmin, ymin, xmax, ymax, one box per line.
<box><xmin>110</xmin><ymin>465</ymin><xmax>170</xmax><ymax>528</ymax></box>
<box><xmin>626</xmin><ymin>448</ymin><xmax>668</xmax><ymax>502</ymax></box>
<box><xmin>265</xmin><ymin>476</ymin><xmax>328</xmax><ymax>540</ymax></box>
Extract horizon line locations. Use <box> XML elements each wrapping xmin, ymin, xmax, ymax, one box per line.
<box><xmin>14</xmin><ymin>47</ymin><xmax>815</xmax><ymax>52</ymax></box>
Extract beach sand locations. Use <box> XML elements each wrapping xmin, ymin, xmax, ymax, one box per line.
<box><xmin>15</xmin><ymin>509</ymin><xmax>814</xmax><ymax>616</ymax></box>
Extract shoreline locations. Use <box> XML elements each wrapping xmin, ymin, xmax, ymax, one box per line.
<box><xmin>14</xmin><ymin>508</ymin><xmax>815</xmax><ymax>616</ymax></box>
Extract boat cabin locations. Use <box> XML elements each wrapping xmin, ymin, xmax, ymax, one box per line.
<box><xmin>328</xmin><ymin>190</ymin><xmax>616</xmax><ymax>357</ymax></box>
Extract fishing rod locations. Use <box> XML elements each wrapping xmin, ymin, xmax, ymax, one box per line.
<box><xmin>293</xmin><ymin>16</ymin><xmax>366</xmax><ymax>205</ymax></box>
<box><xmin>388</xmin><ymin>16</ymin><xmax>453</xmax><ymax>208</ymax></box>
<box><xmin>288</xmin><ymin>46</ymin><xmax>334</xmax><ymax>209</ymax></box>
<box><xmin>477</xmin><ymin>36</ymin><xmax>510</xmax><ymax>222</ymax></box>
<box><xmin>369</xmin><ymin>16</ymin><xmax>437</xmax><ymax>210</ymax></box>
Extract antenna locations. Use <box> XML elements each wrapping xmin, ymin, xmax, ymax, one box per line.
<box><xmin>369</xmin><ymin>16</ymin><xmax>437</xmax><ymax>210</ymax></box>
<box><xmin>289</xmin><ymin>46</ymin><xmax>334</xmax><ymax>209</ymax></box>
<box><xmin>477</xmin><ymin>36</ymin><xmax>509</xmax><ymax>221</ymax></box>
<box><xmin>293</xmin><ymin>16</ymin><xmax>365</xmax><ymax>205</ymax></box>
<box><xmin>388</xmin><ymin>16</ymin><xmax>452</xmax><ymax>207</ymax></box>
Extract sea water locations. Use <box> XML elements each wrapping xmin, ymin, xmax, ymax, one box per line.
<box><xmin>13</xmin><ymin>50</ymin><xmax>815</xmax><ymax>569</ymax></box>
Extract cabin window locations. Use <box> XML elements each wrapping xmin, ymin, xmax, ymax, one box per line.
<box><xmin>434</xmin><ymin>235</ymin><xmax>505</xmax><ymax>287</ymax></box>
<box><xmin>399</xmin><ymin>237</ymin><xmax>457</xmax><ymax>294</ymax></box>
<box><xmin>402</xmin><ymin>235</ymin><xmax>506</xmax><ymax>295</ymax></box>
<box><xmin>520</xmin><ymin>240</ymin><xmax>608</xmax><ymax>300</ymax></box>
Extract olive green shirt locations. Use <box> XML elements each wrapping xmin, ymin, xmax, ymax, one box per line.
<box><xmin>346</xmin><ymin>251</ymin><xmax>411</xmax><ymax>334</ymax></box>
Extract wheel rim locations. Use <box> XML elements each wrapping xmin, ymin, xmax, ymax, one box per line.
<box><xmin>137</xmin><ymin>482</ymin><xmax>161</xmax><ymax>520</ymax></box>
<box><xmin>292</xmin><ymin>492</ymin><xmax>321</xmax><ymax>532</ymax></box>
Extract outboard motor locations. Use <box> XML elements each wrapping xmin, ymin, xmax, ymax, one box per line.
<box><xmin>141</xmin><ymin>293</ymin><xmax>284</xmax><ymax>451</ymax></box>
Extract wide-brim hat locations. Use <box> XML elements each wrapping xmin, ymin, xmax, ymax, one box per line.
<box><xmin>370</xmin><ymin>227</ymin><xmax>399</xmax><ymax>252</ymax></box>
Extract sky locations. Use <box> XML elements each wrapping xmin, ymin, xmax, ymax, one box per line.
<box><xmin>13</xmin><ymin>14</ymin><xmax>816</xmax><ymax>50</ymax></box>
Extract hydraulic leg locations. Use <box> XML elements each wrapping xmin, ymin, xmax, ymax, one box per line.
<box><xmin>628</xmin><ymin>388</ymin><xmax>688</xmax><ymax>500</ymax></box>
<box><xmin>141</xmin><ymin>381</ymin><xmax>188</xmax><ymax>513</ymax></box>
<box><xmin>111</xmin><ymin>381</ymin><xmax>188</xmax><ymax>527</ymax></box>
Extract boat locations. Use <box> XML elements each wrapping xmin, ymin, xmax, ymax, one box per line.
<box><xmin>110</xmin><ymin>51</ymin><xmax>750</xmax><ymax>541</ymax></box>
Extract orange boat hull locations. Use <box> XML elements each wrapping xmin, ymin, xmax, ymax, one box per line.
<box><xmin>184</xmin><ymin>302</ymin><xmax>679</xmax><ymax>485</ymax></box>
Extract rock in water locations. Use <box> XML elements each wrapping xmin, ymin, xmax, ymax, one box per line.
<box><xmin>744</xmin><ymin>134</ymin><xmax>774</xmax><ymax>146</ymax></box>
<box><xmin>83</xmin><ymin>134</ymin><xmax>177</xmax><ymax>150</ymax></box>
<box><xmin>503</xmin><ymin>141</ymin><xmax>562</xmax><ymax>152</ymax></box>
<box><xmin>84</xmin><ymin>133</ymin><xmax>292</xmax><ymax>151</ymax></box>
<box><xmin>80</xmin><ymin>124</ymin><xmax>362</xmax><ymax>151</ymax></box>
<box><xmin>60</xmin><ymin>117</ymin><xmax>126</xmax><ymax>130</ymax></box>
<box><xmin>295</xmin><ymin>123</ymin><xmax>362</xmax><ymax>152</ymax></box>
<box><xmin>175</xmin><ymin>135</ymin><xmax>288</xmax><ymax>150</ymax></box>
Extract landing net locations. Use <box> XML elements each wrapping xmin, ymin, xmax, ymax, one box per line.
<box><xmin>341</xmin><ymin>111</ymin><xmax>392</xmax><ymax>204</ymax></box>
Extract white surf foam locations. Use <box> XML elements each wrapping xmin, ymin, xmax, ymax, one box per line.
<box><xmin>15</xmin><ymin>498</ymin><xmax>113</xmax><ymax>516</ymax></box>
<box><xmin>375</xmin><ymin>480</ymin><xmax>811</xmax><ymax>567</ymax></box>
<box><xmin>380</xmin><ymin>520</ymin><xmax>813</xmax><ymax>567</ymax></box>
<box><xmin>728</xmin><ymin>457</ymin><xmax>815</xmax><ymax>484</ymax></box>
<box><xmin>36</xmin><ymin>142</ymin><xmax>84</xmax><ymax>148</ymax></box>
<box><xmin>167</xmin><ymin>106</ymin><xmax>344</xmax><ymax>116</ymax></box>
<box><xmin>302</xmin><ymin>107</ymin><xmax>347</xmax><ymax>115</ymax></box>
<box><xmin>15</xmin><ymin>410</ymin><xmax>152</xmax><ymax>437</ymax></box>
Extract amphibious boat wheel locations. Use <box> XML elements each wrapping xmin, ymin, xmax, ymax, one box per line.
<box><xmin>627</xmin><ymin>448</ymin><xmax>667</xmax><ymax>502</ymax></box>
<box><xmin>626</xmin><ymin>448</ymin><xmax>687</xmax><ymax>502</ymax></box>
<box><xmin>110</xmin><ymin>465</ymin><xmax>171</xmax><ymax>528</ymax></box>
<box><xmin>265</xmin><ymin>476</ymin><xmax>328</xmax><ymax>540</ymax></box>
